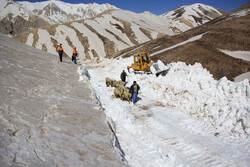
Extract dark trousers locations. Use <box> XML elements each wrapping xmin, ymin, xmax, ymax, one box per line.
<box><xmin>58</xmin><ymin>51</ymin><xmax>63</xmax><ymax>62</ymax></box>
<box><xmin>72</xmin><ymin>54</ymin><xmax>77</xmax><ymax>64</ymax></box>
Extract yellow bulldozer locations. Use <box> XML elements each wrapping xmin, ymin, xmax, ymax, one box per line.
<box><xmin>127</xmin><ymin>52</ymin><xmax>168</xmax><ymax>76</ymax></box>
<box><xmin>127</xmin><ymin>52</ymin><xmax>152</xmax><ymax>74</ymax></box>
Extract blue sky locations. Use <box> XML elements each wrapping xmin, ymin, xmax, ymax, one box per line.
<box><xmin>16</xmin><ymin>0</ymin><xmax>249</xmax><ymax>15</ymax></box>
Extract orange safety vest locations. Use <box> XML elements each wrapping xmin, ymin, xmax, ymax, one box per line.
<box><xmin>57</xmin><ymin>46</ymin><xmax>63</xmax><ymax>51</ymax></box>
<box><xmin>73</xmin><ymin>49</ymin><xmax>77</xmax><ymax>54</ymax></box>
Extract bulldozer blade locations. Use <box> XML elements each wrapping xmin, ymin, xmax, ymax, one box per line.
<box><xmin>155</xmin><ymin>69</ymin><xmax>169</xmax><ymax>77</ymax></box>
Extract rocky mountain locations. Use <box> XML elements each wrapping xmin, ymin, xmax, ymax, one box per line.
<box><xmin>160</xmin><ymin>3</ymin><xmax>226</xmax><ymax>33</ymax></box>
<box><xmin>18</xmin><ymin>0</ymin><xmax>117</xmax><ymax>23</ymax></box>
<box><xmin>13</xmin><ymin>9</ymin><xmax>176</xmax><ymax>60</ymax></box>
<box><xmin>0</xmin><ymin>0</ymin><xmax>117</xmax><ymax>35</ymax></box>
<box><xmin>115</xmin><ymin>3</ymin><xmax>250</xmax><ymax>81</ymax></box>
<box><xmin>12</xmin><ymin>3</ymin><xmax>225</xmax><ymax>61</ymax></box>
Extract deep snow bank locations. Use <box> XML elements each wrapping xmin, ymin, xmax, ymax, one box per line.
<box><xmin>150</xmin><ymin>62</ymin><xmax>250</xmax><ymax>136</ymax></box>
<box><xmin>79</xmin><ymin>58</ymin><xmax>250</xmax><ymax>137</ymax></box>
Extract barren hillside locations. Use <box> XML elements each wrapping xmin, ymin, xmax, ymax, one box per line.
<box><xmin>116</xmin><ymin>4</ymin><xmax>250</xmax><ymax>81</ymax></box>
<box><xmin>13</xmin><ymin>9</ymin><xmax>175</xmax><ymax>60</ymax></box>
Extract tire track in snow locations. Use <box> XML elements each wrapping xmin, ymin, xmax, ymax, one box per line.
<box><xmin>136</xmin><ymin>98</ymin><xmax>249</xmax><ymax>167</ymax></box>
<box><xmin>118</xmin><ymin>94</ymin><xmax>249</xmax><ymax>166</ymax></box>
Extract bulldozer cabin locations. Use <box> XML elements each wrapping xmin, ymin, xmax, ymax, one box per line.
<box><xmin>127</xmin><ymin>52</ymin><xmax>152</xmax><ymax>74</ymax></box>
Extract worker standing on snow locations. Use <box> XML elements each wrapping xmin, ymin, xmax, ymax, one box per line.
<box><xmin>72</xmin><ymin>47</ymin><xmax>78</xmax><ymax>64</ymax></box>
<box><xmin>57</xmin><ymin>43</ymin><xmax>63</xmax><ymax>62</ymax></box>
<box><xmin>120</xmin><ymin>70</ymin><xmax>127</xmax><ymax>82</ymax></box>
<box><xmin>129</xmin><ymin>81</ymin><xmax>140</xmax><ymax>104</ymax></box>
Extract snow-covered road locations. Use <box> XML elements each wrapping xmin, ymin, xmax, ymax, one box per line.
<box><xmin>79</xmin><ymin>58</ymin><xmax>250</xmax><ymax>167</ymax></box>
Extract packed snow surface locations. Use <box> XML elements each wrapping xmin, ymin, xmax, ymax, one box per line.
<box><xmin>0</xmin><ymin>33</ymin><xmax>124</xmax><ymax>166</ymax></box>
<box><xmin>79</xmin><ymin>57</ymin><xmax>250</xmax><ymax>166</ymax></box>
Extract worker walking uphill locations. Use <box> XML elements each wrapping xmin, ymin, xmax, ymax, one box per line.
<box><xmin>129</xmin><ymin>81</ymin><xmax>140</xmax><ymax>104</ymax></box>
<box><xmin>72</xmin><ymin>47</ymin><xmax>78</xmax><ymax>64</ymax></box>
<box><xmin>120</xmin><ymin>70</ymin><xmax>127</xmax><ymax>82</ymax></box>
<box><xmin>57</xmin><ymin>43</ymin><xmax>63</xmax><ymax>62</ymax></box>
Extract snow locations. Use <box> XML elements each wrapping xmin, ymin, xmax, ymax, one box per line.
<box><xmin>78</xmin><ymin>57</ymin><xmax>250</xmax><ymax>166</ymax></box>
<box><xmin>55</xmin><ymin>25</ymin><xmax>85</xmax><ymax>59</ymax></box>
<box><xmin>235</xmin><ymin>72</ymin><xmax>250</xmax><ymax>82</ymax></box>
<box><xmin>26</xmin><ymin>32</ymin><xmax>34</xmax><ymax>46</ymax></box>
<box><xmin>112</xmin><ymin>10</ymin><xmax>174</xmax><ymax>36</ymax></box>
<box><xmin>99</xmin><ymin>14</ymin><xmax>135</xmax><ymax>46</ymax></box>
<box><xmin>0</xmin><ymin>0</ymin><xmax>30</xmax><ymax>21</ymax></box>
<box><xmin>71</xmin><ymin>22</ymin><xmax>106</xmax><ymax>59</ymax></box>
<box><xmin>130</xmin><ymin>24</ymin><xmax>150</xmax><ymax>43</ymax></box>
<box><xmin>230</xmin><ymin>9</ymin><xmax>250</xmax><ymax>18</ymax></box>
<box><xmin>220</xmin><ymin>50</ymin><xmax>250</xmax><ymax>61</ymax></box>
<box><xmin>85</xmin><ymin>19</ymin><xmax>130</xmax><ymax>51</ymax></box>
<box><xmin>19</xmin><ymin>0</ymin><xmax>117</xmax><ymax>15</ymax></box>
<box><xmin>150</xmin><ymin>33</ymin><xmax>205</xmax><ymax>57</ymax></box>
<box><xmin>182</xmin><ymin>3</ymin><xmax>221</xmax><ymax>22</ymax></box>
<box><xmin>0</xmin><ymin>33</ymin><xmax>124</xmax><ymax>166</ymax></box>
<box><xmin>160</xmin><ymin>3</ymin><xmax>223</xmax><ymax>32</ymax></box>
<box><xmin>2</xmin><ymin>0</ymin><xmax>118</xmax><ymax>24</ymax></box>
<box><xmin>219</xmin><ymin>50</ymin><xmax>250</xmax><ymax>82</ymax></box>
<box><xmin>37</xmin><ymin>29</ymin><xmax>55</xmax><ymax>54</ymax></box>
<box><xmin>20</xmin><ymin>9</ymin><xmax>183</xmax><ymax>59</ymax></box>
<box><xmin>160</xmin><ymin>3</ymin><xmax>222</xmax><ymax>20</ymax></box>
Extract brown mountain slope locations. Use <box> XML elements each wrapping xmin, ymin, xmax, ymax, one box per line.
<box><xmin>115</xmin><ymin>4</ymin><xmax>250</xmax><ymax>81</ymax></box>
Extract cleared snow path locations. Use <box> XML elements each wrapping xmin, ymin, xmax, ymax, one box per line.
<box><xmin>0</xmin><ymin>34</ymin><xmax>125</xmax><ymax>166</ymax></box>
<box><xmin>80</xmin><ymin>58</ymin><xmax>250</xmax><ymax>167</ymax></box>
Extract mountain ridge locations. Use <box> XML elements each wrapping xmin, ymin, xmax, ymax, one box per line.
<box><xmin>12</xmin><ymin>3</ymin><xmax>224</xmax><ymax>61</ymax></box>
<box><xmin>160</xmin><ymin>3</ymin><xmax>226</xmax><ymax>33</ymax></box>
<box><xmin>114</xmin><ymin>4</ymin><xmax>250</xmax><ymax>81</ymax></box>
<box><xmin>13</xmin><ymin>9</ymin><xmax>176</xmax><ymax>60</ymax></box>
<box><xmin>0</xmin><ymin>0</ymin><xmax>117</xmax><ymax>35</ymax></box>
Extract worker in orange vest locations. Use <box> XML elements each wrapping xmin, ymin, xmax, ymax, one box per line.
<box><xmin>72</xmin><ymin>47</ymin><xmax>78</xmax><ymax>64</ymax></box>
<box><xmin>57</xmin><ymin>43</ymin><xmax>63</xmax><ymax>62</ymax></box>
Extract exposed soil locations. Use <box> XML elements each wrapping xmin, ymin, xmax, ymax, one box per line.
<box><xmin>114</xmin><ymin>6</ymin><xmax>250</xmax><ymax>81</ymax></box>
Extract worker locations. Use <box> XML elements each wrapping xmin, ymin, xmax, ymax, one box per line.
<box><xmin>120</xmin><ymin>70</ymin><xmax>127</xmax><ymax>82</ymax></box>
<box><xmin>129</xmin><ymin>81</ymin><xmax>140</xmax><ymax>104</ymax></box>
<box><xmin>57</xmin><ymin>43</ymin><xmax>63</xmax><ymax>62</ymax></box>
<box><xmin>72</xmin><ymin>47</ymin><xmax>78</xmax><ymax>64</ymax></box>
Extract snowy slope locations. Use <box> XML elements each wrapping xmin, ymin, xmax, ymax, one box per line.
<box><xmin>78</xmin><ymin>57</ymin><xmax>250</xmax><ymax>167</ymax></box>
<box><xmin>0</xmin><ymin>0</ymin><xmax>118</xmax><ymax>35</ymax></box>
<box><xmin>160</xmin><ymin>3</ymin><xmax>224</xmax><ymax>32</ymax></box>
<box><xmin>0</xmin><ymin>33</ymin><xmax>125</xmax><ymax>166</ymax></box>
<box><xmin>14</xmin><ymin>9</ymin><xmax>175</xmax><ymax>59</ymax></box>
<box><xmin>0</xmin><ymin>0</ymin><xmax>117</xmax><ymax>24</ymax></box>
<box><xmin>0</xmin><ymin>0</ymin><xmax>31</xmax><ymax>21</ymax></box>
<box><xmin>18</xmin><ymin>0</ymin><xmax>118</xmax><ymax>24</ymax></box>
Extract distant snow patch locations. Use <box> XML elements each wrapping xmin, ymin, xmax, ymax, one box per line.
<box><xmin>230</xmin><ymin>9</ymin><xmax>250</xmax><ymax>18</ymax></box>
<box><xmin>150</xmin><ymin>33</ymin><xmax>205</xmax><ymax>57</ymax></box>
<box><xmin>220</xmin><ymin>50</ymin><xmax>250</xmax><ymax>61</ymax></box>
<box><xmin>234</xmin><ymin>72</ymin><xmax>250</xmax><ymax>82</ymax></box>
<box><xmin>26</xmin><ymin>33</ymin><xmax>34</xmax><ymax>46</ymax></box>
